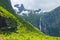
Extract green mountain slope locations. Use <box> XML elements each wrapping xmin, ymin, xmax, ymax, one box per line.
<box><xmin>0</xmin><ymin>0</ymin><xmax>60</xmax><ymax>40</ymax></box>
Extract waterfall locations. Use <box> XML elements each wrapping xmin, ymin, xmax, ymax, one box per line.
<box><xmin>39</xmin><ymin>18</ymin><xmax>42</xmax><ymax>31</ymax></box>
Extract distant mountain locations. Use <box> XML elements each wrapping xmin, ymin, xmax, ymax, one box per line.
<box><xmin>20</xmin><ymin>12</ymin><xmax>43</xmax><ymax>29</ymax></box>
<box><xmin>41</xmin><ymin>6</ymin><xmax>60</xmax><ymax>36</ymax></box>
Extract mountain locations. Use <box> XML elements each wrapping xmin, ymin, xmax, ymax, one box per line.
<box><xmin>20</xmin><ymin>12</ymin><xmax>43</xmax><ymax>29</ymax></box>
<box><xmin>0</xmin><ymin>0</ymin><xmax>60</xmax><ymax>40</ymax></box>
<box><xmin>41</xmin><ymin>6</ymin><xmax>60</xmax><ymax>36</ymax></box>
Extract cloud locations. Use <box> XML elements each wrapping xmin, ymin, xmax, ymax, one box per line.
<box><xmin>11</xmin><ymin>0</ymin><xmax>60</xmax><ymax>11</ymax></box>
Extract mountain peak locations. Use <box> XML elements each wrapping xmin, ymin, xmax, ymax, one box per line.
<box><xmin>52</xmin><ymin>6</ymin><xmax>60</xmax><ymax>12</ymax></box>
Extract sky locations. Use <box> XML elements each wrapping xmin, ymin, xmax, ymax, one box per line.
<box><xmin>11</xmin><ymin>0</ymin><xmax>60</xmax><ymax>12</ymax></box>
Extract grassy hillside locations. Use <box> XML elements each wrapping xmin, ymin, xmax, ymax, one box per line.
<box><xmin>0</xmin><ymin>0</ymin><xmax>60</xmax><ymax>40</ymax></box>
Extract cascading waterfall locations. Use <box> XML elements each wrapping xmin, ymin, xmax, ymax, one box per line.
<box><xmin>39</xmin><ymin>18</ymin><xmax>42</xmax><ymax>31</ymax></box>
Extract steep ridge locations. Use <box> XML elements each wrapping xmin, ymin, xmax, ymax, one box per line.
<box><xmin>41</xmin><ymin>6</ymin><xmax>60</xmax><ymax>36</ymax></box>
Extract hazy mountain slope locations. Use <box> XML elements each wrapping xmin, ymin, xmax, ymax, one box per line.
<box><xmin>41</xmin><ymin>6</ymin><xmax>60</xmax><ymax>36</ymax></box>
<box><xmin>20</xmin><ymin>13</ymin><xmax>42</xmax><ymax>29</ymax></box>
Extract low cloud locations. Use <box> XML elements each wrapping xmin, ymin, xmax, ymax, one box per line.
<box><xmin>11</xmin><ymin>0</ymin><xmax>60</xmax><ymax>11</ymax></box>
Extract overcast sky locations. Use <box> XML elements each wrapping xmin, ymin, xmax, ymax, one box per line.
<box><xmin>11</xmin><ymin>0</ymin><xmax>60</xmax><ymax>12</ymax></box>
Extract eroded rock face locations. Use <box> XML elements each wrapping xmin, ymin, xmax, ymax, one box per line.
<box><xmin>0</xmin><ymin>15</ymin><xmax>17</xmax><ymax>31</ymax></box>
<box><xmin>0</xmin><ymin>15</ymin><xmax>8</xmax><ymax>27</ymax></box>
<box><xmin>41</xmin><ymin>6</ymin><xmax>60</xmax><ymax>37</ymax></box>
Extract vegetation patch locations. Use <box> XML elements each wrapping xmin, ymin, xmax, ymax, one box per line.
<box><xmin>0</xmin><ymin>14</ymin><xmax>17</xmax><ymax>32</ymax></box>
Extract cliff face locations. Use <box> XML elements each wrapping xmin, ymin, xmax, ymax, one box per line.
<box><xmin>0</xmin><ymin>0</ymin><xmax>15</xmax><ymax>13</ymax></box>
<box><xmin>41</xmin><ymin>6</ymin><xmax>60</xmax><ymax>36</ymax></box>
